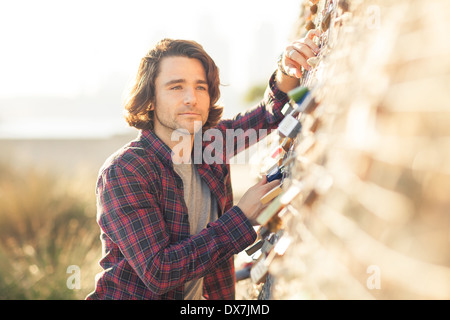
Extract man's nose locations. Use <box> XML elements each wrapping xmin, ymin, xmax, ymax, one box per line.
<box><xmin>184</xmin><ymin>87</ymin><xmax>197</xmax><ymax>106</ymax></box>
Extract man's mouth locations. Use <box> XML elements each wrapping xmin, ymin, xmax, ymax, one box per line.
<box><xmin>180</xmin><ymin>112</ymin><xmax>200</xmax><ymax>116</ymax></box>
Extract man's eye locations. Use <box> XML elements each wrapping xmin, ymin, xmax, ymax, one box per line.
<box><xmin>197</xmin><ymin>86</ymin><xmax>207</xmax><ymax>91</ymax></box>
<box><xmin>171</xmin><ymin>86</ymin><xmax>182</xmax><ymax>90</ymax></box>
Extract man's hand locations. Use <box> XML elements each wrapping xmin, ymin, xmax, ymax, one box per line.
<box><xmin>276</xmin><ymin>29</ymin><xmax>321</xmax><ymax>93</ymax></box>
<box><xmin>237</xmin><ymin>176</ymin><xmax>281</xmax><ymax>225</ymax></box>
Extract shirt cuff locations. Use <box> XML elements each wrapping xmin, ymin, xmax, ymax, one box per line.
<box><xmin>217</xmin><ymin>205</ymin><xmax>257</xmax><ymax>253</ymax></box>
<box><xmin>264</xmin><ymin>70</ymin><xmax>290</xmax><ymax>122</ymax></box>
<box><xmin>268</xmin><ymin>70</ymin><xmax>290</xmax><ymax>102</ymax></box>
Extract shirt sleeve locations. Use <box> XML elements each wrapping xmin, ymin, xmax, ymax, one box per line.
<box><xmin>97</xmin><ymin>162</ymin><xmax>257</xmax><ymax>296</ymax></box>
<box><xmin>210</xmin><ymin>70</ymin><xmax>290</xmax><ymax>160</ymax></box>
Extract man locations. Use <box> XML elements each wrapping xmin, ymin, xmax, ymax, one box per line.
<box><xmin>87</xmin><ymin>32</ymin><xmax>319</xmax><ymax>300</ymax></box>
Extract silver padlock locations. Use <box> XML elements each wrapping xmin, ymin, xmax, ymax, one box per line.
<box><xmin>278</xmin><ymin>90</ymin><xmax>315</xmax><ymax>138</ymax></box>
<box><xmin>250</xmin><ymin>256</ymin><xmax>269</xmax><ymax>284</ymax></box>
<box><xmin>278</xmin><ymin>113</ymin><xmax>302</xmax><ymax>138</ymax></box>
<box><xmin>281</xmin><ymin>102</ymin><xmax>294</xmax><ymax>116</ymax></box>
<box><xmin>297</xmin><ymin>94</ymin><xmax>318</xmax><ymax>114</ymax></box>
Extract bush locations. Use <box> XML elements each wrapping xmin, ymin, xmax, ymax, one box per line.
<box><xmin>0</xmin><ymin>163</ymin><xmax>101</xmax><ymax>299</ymax></box>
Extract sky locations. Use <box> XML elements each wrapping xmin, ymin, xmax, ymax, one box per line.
<box><xmin>0</xmin><ymin>0</ymin><xmax>301</xmax><ymax>138</ymax></box>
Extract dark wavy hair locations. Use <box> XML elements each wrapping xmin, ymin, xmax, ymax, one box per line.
<box><xmin>123</xmin><ymin>38</ymin><xmax>223</xmax><ymax>132</ymax></box>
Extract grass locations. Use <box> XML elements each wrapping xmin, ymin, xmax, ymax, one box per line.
<box><xmin>0</xmin><ymin>162</ymin><xmax>102</xmax><ymax>299</ymax></box>
<box><xmin>0</xmin><ymin>160</ymin><xmax>260</xmax><ymax>300</ymax></box>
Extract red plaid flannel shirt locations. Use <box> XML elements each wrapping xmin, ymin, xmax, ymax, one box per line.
<box><xmin>86</xmin><ymin>72</ymin><xmax>289</xmax><ymax>300</ymax></box>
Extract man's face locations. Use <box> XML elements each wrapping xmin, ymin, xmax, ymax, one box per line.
<box><xmin>152</xmin><ymin>56</ymin><xmax>210</xmax><ymax>145</ymax></box>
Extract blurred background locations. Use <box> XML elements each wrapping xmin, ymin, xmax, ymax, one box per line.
<box><xmin>0</xmin><ymin>0</ymin><xmax>300</xmax><ymax>299</ymax></box>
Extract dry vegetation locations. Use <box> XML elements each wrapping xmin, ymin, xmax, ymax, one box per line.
<box><xmin>0</xmin><ymin>162</ymin><xmax>101</xmax><ymax>299</ymax></box>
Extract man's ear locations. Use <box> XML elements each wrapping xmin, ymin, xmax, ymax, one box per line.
<box><xmin>148</xmin><ymin>103</ymin><xmax>154</xmax><ymax>111</ymax></box>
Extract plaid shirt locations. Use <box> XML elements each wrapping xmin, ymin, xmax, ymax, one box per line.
<box><xmin>86</xmin><ymin>72</ymin><xmax>289</xmax><ymax>300</ymax></box>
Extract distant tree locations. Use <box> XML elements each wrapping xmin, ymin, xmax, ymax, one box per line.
<box><xmin>243</xmin><ymin>82</ymin><xmax>267</xmax><ymax>104</ymax></box>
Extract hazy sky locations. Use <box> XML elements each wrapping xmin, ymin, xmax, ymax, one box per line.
<box><xmin>0</xmin><ymin>0</ymin><xmax>301</xmax><ymax>138</ymax></box>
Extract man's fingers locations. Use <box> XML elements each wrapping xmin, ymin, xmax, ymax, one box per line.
<box><xmin>286</xmin><ymin>57</ymin><xmax>307</xmax><ymax>76</ymax></box>
<box><xmin>282</xmin><ymin>28</ymin><xmax>321</xmax><ymax>76</ymax></box>
<box><xmin>262</xmin><ymin>178</ymin><xmax>282</xmax><ymax>193</ymax></box>
<box><xmin>285</xmin><ymin>63</ymin><xmax>302</xmax><ymax>78</ymax></box>
<box><xmin>289</xmin><ymin>40</ymin><xmax>317</xmax><ymax>62</ymax></box>
<box><xmin>259</xmin><ymin>175</ymin><xmax>268</xmax><ymax>184</ymax></box>
<box><xmin>283</xmin><ymin>49</ymin><xmax>304</xmax><ymax>77</ymax></box>
<box><xmin>288</xmin><ymin>48</ymin><xmax>315</xmax><ymax>69</ymax></box>
<box><xmin>283</xmin><ymin>43</ymin><xmax>319</xmax><ymax>76</ymax></box>
<box><xmin>268</xmin><ymin>178</ymin><xmax>282</xmax><ymax>187</ymax></box>
<box><xmin>306</xmin><ymin>28</ymin><xmax>321</xmax><ymax>40</ymax></box>
<box><xmin>293</xmin><ymin>38</ymin><xmax>319</xmax><ymax>56</ymax></box>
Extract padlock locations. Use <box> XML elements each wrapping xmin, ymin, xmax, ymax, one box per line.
<box><xmin>306</xmin><ymin>20</ymin><xmax>316</xmax><ymax>31</ymax></box>
<box><xmin>280</xmin><ymin>183</ymin><xmax>303</xmax><ymax>205</ymax></box>
<box><xmin>261</xmin><ymin>235</ymin><xmax>276</xmax><ymax>254</ymax></box>
<box><xmin>304</xmin><ymin>189</ymin><xmax>318</xmax><ymax>207</ymax></box>
<box><xmin>262</xmin><ymin>162</ymin><xmax>278</xmax><ymax>179</ymax></box>
<box><xmin>257</xmin><ymin>188</ymin><xmax>302</xmax><ymax>234</ymax></box>
<box><xmin>273</xmin><ymin>233</ymin><xmax>292</xmax><ymax>256</ymax></box>
<box><xmin>309</xmin><ymin>118</ymin><xmax>321</xmax><ymax>133</ymax></box>
<box><xmin>257</xmin><ymin>225</ymin><xmax>271</xmax><ymax>239</ymax></box>
<box><xmin>307</xmin><ymin>56</ymin><xmax>320</xmax><ymax>68</ymax></box>
<box><xmin>257</xmin><ymin>180</ymin><xmax>303</xmax><ymax>228</ymax></box>
<box><xmin>256</xmin><ymin>195</ymin><xmax>283</xmax><ymax>226</ymax></box>
<box><xmin>321</xmin><ymin>10</ymin><xmax>332</xmax><ymax>32</ymax></box>
<box><xmin>278</xmin><ymin>87</ymin><xmax>313</xmax><ymax>138</ymax></box>
<box><xmin>295</xmin><ymin>93</ymin><xmax>318</xmax><ymax>114</ymax></box>
<box><xmin>288</xmin><ymin>86</ymin><xmax>309</xmax><ymax>104</ymax></box>
<box><xmin>280</xmin><ymin>152</ymin><xmax>296</xmax><ymax>170</ymax></box>
<box><xmin>264</xmin><ymin>196</ymin><xmax>304</xmax><ymax>234</ymax></box>
<box><xmin>245</xmin><ymin>239</ymin><xmax>264</xmax><ymax>256</ymax></box>
<box><xmin>281</xmin><ymin>137</ymin><xmax>293</xmax><ymax>152</ymax></box>
<box><xmin>277</xmin><ymin>114</ymin><xmax>302</xmax><ymax>138</ymax></box>
<box><xmin>339</xmin><ymin>0</ymin><xmax>350</xmax><ymax>12</ymax></box>
<box><xmin>281</xmin><ymin>86</ymin><xmax>308</xmax><ymax>118</ymax></box>
<box><xmin>266</xmin><ymin>214</ymin><xmax>284</xmax><ymax>233</ymax></box>
<box><xmin>250</xmin><ymin>256</ymin><xmax>269</xmax><ymax>284</ymax></box>
<box><xmin>281</xmin><ymin>102</ymin><xmax>294</xmax><ymax>116</ymax></box>
<box><xmin>260</xmin><ymin>183</ymin><xmax>283</xmax><ymax>205</ymax></box>
<box><xmin>266</xmin><ymin>165</ymin><xmax>284</xmax><ymax>182</ymax></box>
<box><xmin>270</xmin><ymin>146</ymin><xmax>284</xmax><ymax>160</ymax></box>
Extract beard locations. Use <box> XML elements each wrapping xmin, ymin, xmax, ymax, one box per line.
<box><xmin>154</xmin><ymin>108</ymin><xmax>207</xmax><ymax>136</ymax></box>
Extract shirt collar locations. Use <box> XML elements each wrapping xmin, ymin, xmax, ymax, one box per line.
<box><xmin>138</xmin><ymin>129</ymin><xmax>175</xmax><ymax>167</ymax></box>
